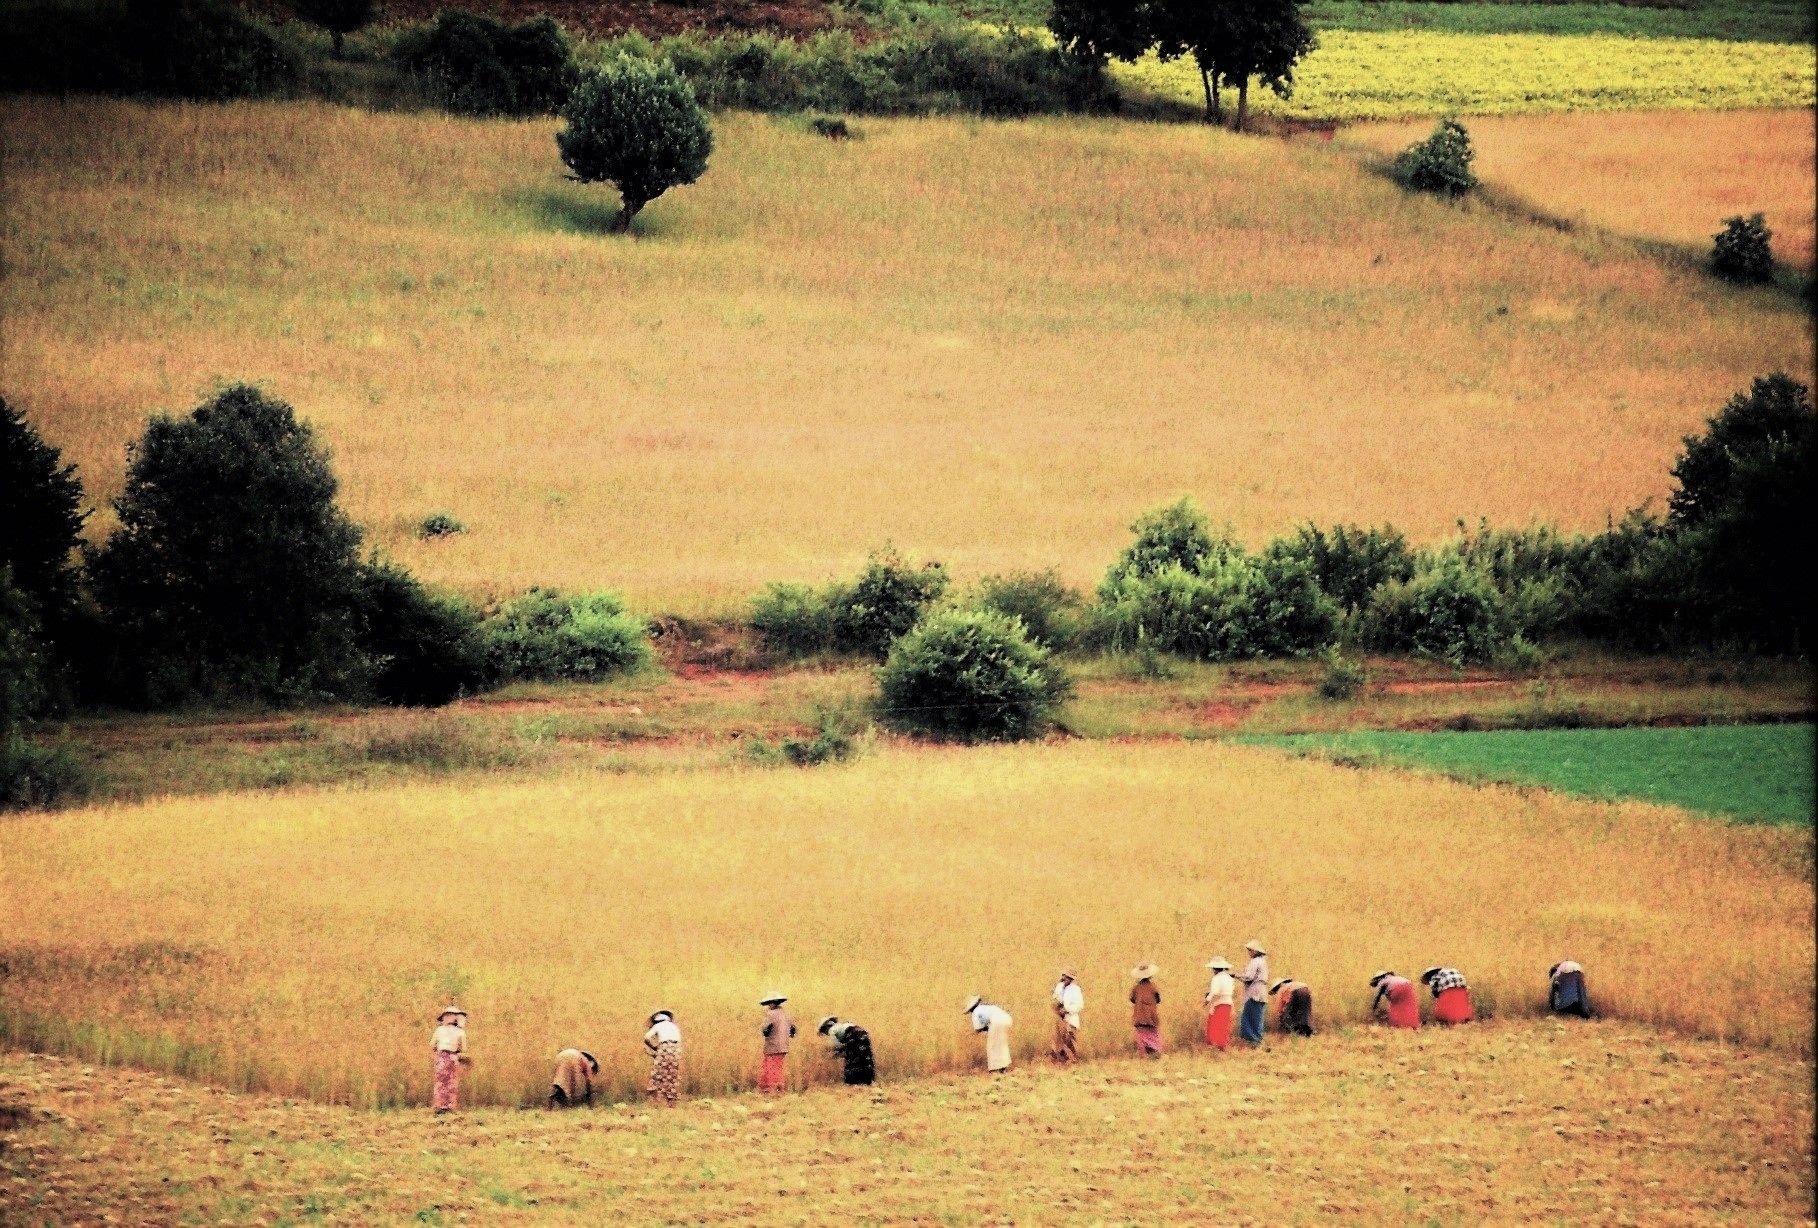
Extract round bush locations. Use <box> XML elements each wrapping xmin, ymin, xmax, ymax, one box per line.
<box><xmin>879</xmin><ymin>609</ymin><xmax>1068</xmax><ymax>741</ymax></box>
<box><xmin>1392</xmin><ymin>118</ymin><xmax>1478</xmax><ymax>197</ymax></box>
<box><xmin>1710</xmin><ymin>213</ymin><xmax>1774</xmax><ymax>285</ymax></box>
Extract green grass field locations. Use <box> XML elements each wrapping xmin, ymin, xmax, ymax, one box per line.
<box><xmin>1250</xmin><ymin>722</ymin><xmax>1815</xmax><ymax>824</ymax></box>
<box><xmin>1303</xmin><ymin>0</ymin><xmax>1815</xmax><ymax>42</ymax></box>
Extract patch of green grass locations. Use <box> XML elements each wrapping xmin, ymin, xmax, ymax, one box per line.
<box><xmin>1304</xmin><ymin>0</ymin><xmax>1814</xmax><ymax>44</ymax></box>
<box><xmin>1249</xmin><ymin>722</ymin><xmax>1814</xmax><ymax>824</ymax></box>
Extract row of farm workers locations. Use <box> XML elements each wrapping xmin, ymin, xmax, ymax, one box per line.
<box><xmin>426</xmin><ymin>946</ymin><xmax>1593</xmax><ymax>1111</ymax></box>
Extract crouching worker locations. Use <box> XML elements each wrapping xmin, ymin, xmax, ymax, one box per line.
<box><xmin>1421</xmin><ymin>966</ymin><xmax>1475</xmax><ymax>1024</ymax></box>
<box><xmin>1370</xmin><ymin>970</ymin><xmax>1420</xmax><ymax>1029</ymax></box>
<box><xmin>818</xmin><ymin>1017</ymin><xmax>877</xmax><ymax>1085</ymax></box>
<box><xmin>1548</xmin><ymin>961</ymin><xmax>1591</xmax><ymax>1018</ymax></box>
<box><xmin>966</xmin><ymin>996</ymin><xmax>1014</xmax><ymax>1073</ymax></box>
<box><xmin>549</xmin><ymin>1049</ymin><xmax>599</xmax><ymax>1108</ymax></box>
<box><xmin>1270</xmin><ymin>979</ymin><xmax>1314</xmax><ymax>1036</ymax></box>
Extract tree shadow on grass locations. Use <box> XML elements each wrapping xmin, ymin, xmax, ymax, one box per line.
<box><xmin>514</xmin><ymin>187</ymin><xmax>676</xmax><ymax>240</ymax></box>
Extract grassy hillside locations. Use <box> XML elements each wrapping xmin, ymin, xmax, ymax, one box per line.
<box><xmin>1251</xmin><ymin>722</ymin><xmax>1817</xmax><ymax>824</ymax></box>
<box><xmin>1</xmin><ymin>741</ymin><xmax>1810</xmax><ymax>1110</ymax></box>
<box><xmin>4</xmin><ymin>100</ymin><xmax>1810</xmax><ymax>611</ymax></box>
<box><xmin>3</xmin><ymin>1021</ymin><xmax>1812</xmax><ymax>1223</ymax></box>
<box><xmin>1344</xmin><ymin>108</ymin><xmax>1816</xmax><ymax>268</ymax></box>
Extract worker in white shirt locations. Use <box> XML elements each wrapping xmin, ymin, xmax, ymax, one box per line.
<box><xmin>965</xmin><ymin>995</ymin><xmax>1014</xmax><ymax>1073</ymax></box>
<box><xmin>1050</xmin><ymin>969</ymin><xmax>1084</xmax><ymax>1063</ymax></box>
<box><xmin>1203</xmin><ymin>957</ymin><xmax>1235</xmax><ymax>1050</ymax></box>
<box><xmin>1237</xmin><ymin>941</ymin><xmax>1269</xmax><ymax>1045</ymax></box>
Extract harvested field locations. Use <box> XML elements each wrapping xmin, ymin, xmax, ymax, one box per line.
<box><xmin>2</xmin><ymin>1020</ymin><xmax>1812</xmax><ymax>1223</ymax></box>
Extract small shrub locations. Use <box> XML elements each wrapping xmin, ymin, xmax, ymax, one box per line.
<box><xmin>353</xmin><ymin>559</ymin><xmax>490</xmax><ymax>707</ymax></box>
<box><xmin>807</xmin><ymin>115</ymin><xmax>854</xmax><ymax>139</ymax></box>
<box><xmin>879</xmin><ymin>608</ymin><xmax>1070</xmax><ymax>741</ymax></box>
<box><xmin>1710</xmin><ymin>213</ymin><xmax>1774</xmax><ymax>285</ymax></box>
<box><xmin>0</xmin><ymin>737</ymin><xmax>89</xmax><ymax>810</ymax></box>
<box><xmin>416</xmin><ymin>511</ymin><xmax>465</xmax><ymax>539</ymax></box>
<box><xmin>1316</xmin><ymin>646</ymin><xmax>1367</xmax><ymax>700</ymax></box>
<box><xmin>557</xmin><ymin>56</ymin><xmax>713</xmax><ymax>233</ymax></box>
<box><xmin>746</xmin><ymin>702</ymin><xmax>867</xmax><ymax>767</ymax></box>
<box><xmin>750</xmin><ymin>581</ymin><xmax>838</xmax><ymax>658</ymax></box>
<box><xmin>482</xmin><ymin>588</ymin><xmax>652</xmax><ymax>683</ymax></box>
<box><xmin>394</xmin><ymin>9</ymin><xmax>574</xmax><ymax>116</ymax></box>
<box><xmin>1392</xmin><ymin>118</ymin><xmax>1478</xmax><ymax>196</ymax></box>
<box><xmin>972</xmin><ymin>570</ymin><xmax>1085</xmax><ymax>650</ymax></box>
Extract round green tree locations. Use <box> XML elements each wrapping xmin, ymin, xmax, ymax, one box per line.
<box><xmin>556</xmin><ymin>57</ymin><xmax>713</xmax><ymax>234</ymax></box>
<box><xmin>879</xmin><ymin>609</ymin><xmax>1070</xmax><ymax>742</ymax></box>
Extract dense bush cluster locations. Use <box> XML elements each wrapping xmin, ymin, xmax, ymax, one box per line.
<box><xmin>1094</xmin><ymin>500</ymin><xmax>1338</xmax><ymax>661</ymax></box>
<box><xmin>592</xmin><ymin>25</ymin><xmax>1116</xmax><ymax>117</ymax></box>
<box><xmin>0</xmin><ymin>0</ymin><xmax>300</xmax><ymax>99</ymax></box>
<box><xmin>751</xmin><ymin>548</ymin><xmax>950</xmax><ymax>660</ymax></box>
<box><xmin>392</xmin><ymin>8</ymin><xmax>575</xmax><ymax>116</ymax></box>
<box><xmin>0</xmin><ymin>384</ymin><xmax>655</xmax><ymax>785</ymax></box>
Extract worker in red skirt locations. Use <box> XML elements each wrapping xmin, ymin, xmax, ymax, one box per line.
<box><xmin>1420</xmin><ymin>966</ymin><xmax>1475</xmax><ymax>1024</ymax></box>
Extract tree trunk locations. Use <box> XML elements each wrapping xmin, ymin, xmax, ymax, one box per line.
<box><xmin>610</xmin><ymin>198</ymin><xmax>645</xmax><ymax>235</ymax></box>
<box><xmin>331</xmin><ymin>29</ymin><xmax>344</xmax><ymax>59</ymax></box>
<box><xmin>1237</xmin><ymin>77</ymin><xmax>1249</xmax><ymax>132</ymax></box>
<box><xmin>1196</xmin><ymin>55</ymin><xmax>1222</xmax><ymax>124</ymax></box>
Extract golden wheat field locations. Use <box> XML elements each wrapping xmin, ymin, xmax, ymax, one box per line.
<box><xmin>1345</xmin><ymin>108</ymin><xmax>1818</xmax><ymax>270</ymax></box>
<box><xmin>3</xmin><ymin>98</ymin><xmax>1811</xmax><ymax>611</ymax></box>
<box><xmin>4</xmin><ymin>1021</ymin><xmax>1813</xmax><ymax>1223</ymax></box>
<box><xmin>1</xmin><ymin>741</ymin><xmax>1809</xmax><ymax>1110</ymax></box>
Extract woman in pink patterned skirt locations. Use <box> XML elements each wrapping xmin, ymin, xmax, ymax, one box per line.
<box><xmin>431</xmin><ymin>1006</ymin><xmax>467</xmax><ymax>1113</ymax></box>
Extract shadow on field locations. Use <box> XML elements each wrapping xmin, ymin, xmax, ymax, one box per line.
<box><xmin>513</xmin><ymin>188</ymin><xmax>678</xmax><ymax>240</ymax></box>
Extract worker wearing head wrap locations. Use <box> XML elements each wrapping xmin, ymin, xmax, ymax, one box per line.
<box><xmin>1548</xmin><ymin>961</ymin><xmax>1591</xmax><ymax>1018</ymax></box>
<box><xmin>1421</xmin><ymin>967</ymin><xmax>1475</xmax><ymax>1024</ymax></box>
<box><xmin>818</xmin><ymin>1017</ymin><xmax>877</xmax><ymax>1085</ymax></box>
<box><xmin>965</xmin><ymin>996</ymin><xmax>1014</xmax><ymax>1073</ymax></box>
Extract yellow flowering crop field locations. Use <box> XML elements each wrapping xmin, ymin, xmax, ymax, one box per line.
<box><xmin>1115</xmin><ymin>31</ymin><xmax>1817</xmax><ymax>120</ymax></box>
<box><xmin>5</xmin><ymin>100</ymin><xmax>1811</xmax><ymax>611</ymax></box>
<box><xmin>2</xmin><ymin>741</ymin><xmax>1809</xmax><ymax>1110</ymax></box>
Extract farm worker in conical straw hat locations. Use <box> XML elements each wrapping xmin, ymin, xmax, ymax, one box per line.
<box><xmin>1237</xmin><ymin>941</ymin><xmax>1269</xmax><ymax>1045</ymax></box>
<box><xmin>966</xmin><ymin>995</ymin><xmax>1014</xmax><ymax>1073</ymax></box>
<box><xmin>1370</xmin><ymin>970</ymin><xmax>1420</xmax><ymax>1029</ymax></box>
<box><xmin>818</xmin><ymin>1016</ymin><xmax>877</xmax><ymax>1085</ymax></box>
<box><xmin>1270</xmin><ymin>978</ymin><xmax>1314</xmax><ymax>1037</ymax></box>
<box><xmin>1548</xmin><ymin>961</ymin><xmax>1591</xmax><ymax>1018</ymax></box>
<box><xmin>1421</xmin><ymin>966</ymin><xmax>1475</xmax><ymax>1024</ymax></box>
<box><xmin>431</xmin><ymin>1006</ymin><xmax>467</xmax><ymax>1114</ymax></box>
<box><xmin>1051</xmin><ymin>969</ymin><xmax>1084</xmax><ymax>1063</ymax></box>
<box><xmin>644</xmin><ymin>1010</ymin><xmax>682</xmax><ymax>1106</ymax></box>
<box><xmin>1130</xmin><ymin>964</ymin><xmax>1163</xmax><ymax>1056</ymax></box>
<box><xmin>549</xmin><ymin>1049</ymin><xmax>599</xmax><ymax>1108</ymax></box>
<box><xmin>758</xmin><ymin>994</ymin><xmax>796</xmax><ymax>1093</ymax></box>
<box><xmin>1203</xmin><ymin>958</ymin><xmax>1235</xmax><ymax>1050</ymax></box>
